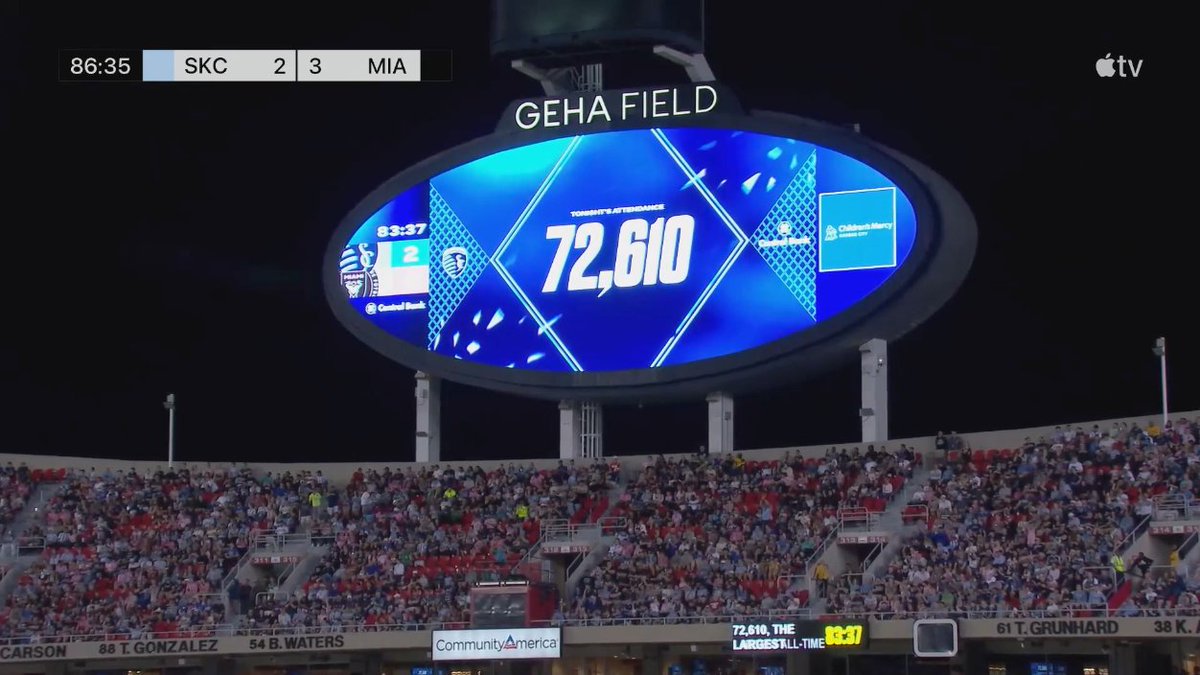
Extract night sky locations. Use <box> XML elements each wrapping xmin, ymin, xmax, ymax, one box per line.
<box><xmin>9</xmin><ymin>4</ymin><xmax>1191</xmax><ymax>464</ymax></box>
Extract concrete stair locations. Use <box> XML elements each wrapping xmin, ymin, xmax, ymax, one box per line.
<box><xmin>861</xmin><ymin>466</ymin><xmax>939</xmax><ymax>580</ymax></box>
<box><xmin>0</xmin><ymin>555</ymin><xmax>39</xmax><ymax>603</ymax></box>
<box><xmin>222</xmin><ymin>534</ymin><xmax>330</xmax><ymax>620</ymax></box>
<box><xmin>1</xmin><ymin>481</ymin><xmax>62</xmax><ymax>553</ymax></box>
<box><xmin>560</xmin><ymin>482</ymin><xmax>627</xmax><ymax>594</ymax></box>
<box><xmin>0</xmin><ymin>481</ymin><xmax>62</xmax><ymax>594</ymax></box>
<box><xmin>564</xmin><ymin>535</ymin><xmax>614</xmax><ymax>597</ymax></box>
<box><xmin>270</xmin><ymin>543</ymin><xmax>330</xmax><ymax>601</ymax></box>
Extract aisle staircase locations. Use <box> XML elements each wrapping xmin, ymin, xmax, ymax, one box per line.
<box><xmin>0</xmin><ymin>479</ymin><xmax>65</xmax><ymax>604</ymax></box>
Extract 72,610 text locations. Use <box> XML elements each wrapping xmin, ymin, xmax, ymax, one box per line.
<box><xmin>542</xmin><ymin>215</ymin><xmax>696</xmax><ymax>297</ymax></box>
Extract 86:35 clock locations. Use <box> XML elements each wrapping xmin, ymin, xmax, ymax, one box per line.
<box><xmin>59</xmin><ymin>50</ymin><xmax>142</xmax><ymax>82</ymax></box>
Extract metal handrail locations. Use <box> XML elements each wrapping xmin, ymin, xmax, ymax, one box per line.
<box><xmin>899</xmin><ymin>502</ymin><xmax>930</xmax><ymax>525</ymax></box>
<box><xmin>1181</xmin><ymin>531</ymin><xmax>1200</xmax><ymax>559</ymax></box>
<box><xmin>255</xmin><ymin>590</ymin><xmax>290</xmax><ymax>605</ymax></box>
<box><xmin>837</xmin><ymin>507</ymin><xmax>877</xmax><ymax>531</ymax></box>
<box><xmin>220</xmin><ymin>542</ymin><xmax>262</xmax><ymax>598</ymax></box>
<box><xmin>15</xmin><ymin>536</ymin><xmax>46</xmax><ymax>551</ymax></box>
<box><xmin>539</xmin><ymin>516</ymin><xmax>629</xmax><ymax>543</ymax></box>
<box><xmin>193</xmin><ymin>592</ymin><xmax>227</xmax><ymax>606</ymax></box>
<box><xmin>1080</xmin><ymin>565</ymin><xmax>1118</xmax><ymax>589</ymax></box>
<box><xmin>5</xmin><ymin>605</ymin><xmax>1200</xmax><ymax>645</ymax></box>
<box><xmin>537</xmin><ymin>519</ymin><xmax>573</xmax><ymax>541</ymax></box>
<box><xmin>509</xmin><ymin>520</ymin><xmax>563</xmax><ymax>575</ymax></box>
<box><xmin>596</xmin><ymin>515</ymin><xmax>627</xmax><ymax>535</ymax></box>
<box><xmin>513</xmin><ymin>516</ymin><xmax>628</xmax><ymax>577</ymax></box>
<box><xmin>275</xmin><ymin>559</ymin><xmax>299</xmax><ymax>588</ymax></box>
<box><xmin>860</xmin><ymin>541</ymin><xmax>885</xmax><ymax>572</ymax></box>
<box><xmin>1116</xmin><ymin>513</ymin><xmax>1152</xmax><ymax>554</ymax></box>
<box><xmin>1154</xmin><ymin>493</ymin><xmax>1198</xmax><ymax>521</ymax></box>
<box><xmin>803</xmin><ymin>520</ymin><xmax>841</xmax><ymax>572</ymax></box>
<box><xmin>565</xmin><ymin>551</ymin><xmax>587</xmax><ymax>580</ymax></box>
<box><xmin>840</xmin><ymin>572</ymin><xmax>865</xmax><ymax>592</ymax></box>
<box><xmin>252</xmin><ymin>532</ymin><xmax>312</xmax><ymax>551</ymax></box>
<box><xmin>778</xmin><ymin>573</ymin><xmax>808</xmax><ymax>594</ymax></box>
<box><xmin>1138</xmin><ymin>563</ymin><xmax>1184</xmax><ymax>579</ymax></box>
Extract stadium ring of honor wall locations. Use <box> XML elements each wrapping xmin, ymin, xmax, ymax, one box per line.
<box><xmin>324</xmin><ymin>85</ymin><xmax>977</xmax><ymax>400</ymax></box>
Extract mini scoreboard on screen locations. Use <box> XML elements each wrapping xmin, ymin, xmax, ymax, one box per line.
<box><xmin>58</xmin><ymin>49</ymin><xmax>453</xmax><ymax>82</ymax></box>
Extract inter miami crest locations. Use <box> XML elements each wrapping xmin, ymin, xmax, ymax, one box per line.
<box><xmin>340</xmin><ymin>243</ymin><xmax>379</xmax><ymax>298</ymax></box>
<box><xmin>441</xmin><ymin>246</ymin><xmax>468</xmax><ymax>279</ymax></box>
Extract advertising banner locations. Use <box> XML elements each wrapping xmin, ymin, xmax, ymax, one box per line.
<box><xmin>730</xmin><ymin>620</ymin><xmax>868</xmax><ymax>651</ymax></box>
<box><xmin>973</xmin><ymin>617</ymin><xmax>1200</xmax><ymax>639</ymax></box>
<box><xmin>0</xmin><ymin>633</ymin><xmax>359</xmax><ymax>664</ymax></box>
<box><xmin>432</xmin><ymin>627</ymin><xmax>562</xmax><ymax>661</ymax></box>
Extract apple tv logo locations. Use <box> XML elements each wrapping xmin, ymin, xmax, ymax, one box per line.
<box><xmin>1096</xmin><ymin>53</ymin><xmax>1143</xmax><ymax>78</ymax></box>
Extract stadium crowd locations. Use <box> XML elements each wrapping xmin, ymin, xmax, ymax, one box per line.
<box><xmin>1</xmin><ymin>467</ymin><xmax>327</xmax><ymax>639</ymax></box>
<box><xmin>827</xmin><ymin>418</ymin><xmax>1200</xmax><ymax>619</ymax></box>
<box><xmin>0</xmin><ymin>464</ymin><xmax>34</xmax><ymax>533</ymax></box>
<box><xmin>245</xmin><ymin>461</ymin><xmax>612</xmax><ymax>631</ymax></box>
<box><xmin>0</xmin><ymin>417</ymin><xmax>1197</xmax><ymax>640</ymax></box>
<box><xmin>568</xmin><ymin>446</ymin><xmax>918</xmax><ymax>622</ymax></box>
<box><xmin>1121</xmin><ymin>561</ymin><xmax>1200</xmax><ymax>616</ymax></box>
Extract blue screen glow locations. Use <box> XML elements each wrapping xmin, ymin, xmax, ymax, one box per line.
<box><xmin>335</xmin><ymin>127</ymin><xmax>918</xmax><ymax>372</ymax></box>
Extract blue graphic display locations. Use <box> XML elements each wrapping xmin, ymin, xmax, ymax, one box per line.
<box><xmin>819</xmin><ymin>188</ymin><xmax>897</xmax><ymax>272</ymax></box>
<box><xmin>335</xmin><ymin>128</ymin><xmax>918</xmax><ymax>372</ymax></box>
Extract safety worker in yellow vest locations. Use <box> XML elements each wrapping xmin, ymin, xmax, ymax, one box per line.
<box><xmin>813</xmin><ymin>561</ymin><xmax>830</xmax><ymax>597</ymax></box>
<box><xmin>1111</xmin><ymin>552</ymin><xmax>1125</xmax><ymax>586</ymax></box>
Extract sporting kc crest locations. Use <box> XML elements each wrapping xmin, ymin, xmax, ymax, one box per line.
<box><xmin>441</xmin><ymin>246</ymin><xmax>468</xmax><ymax>279</ymax></box>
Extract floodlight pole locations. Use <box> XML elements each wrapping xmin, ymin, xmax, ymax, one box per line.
<box><xmin>1155</xmin><ymin>337</ymin><xmax>1168</xmax><ymax>428</ymax></box>
<box><xmin>163</xmin><ymin>393</ymin><xmax>176</xmax><ymax>467</ymax></box>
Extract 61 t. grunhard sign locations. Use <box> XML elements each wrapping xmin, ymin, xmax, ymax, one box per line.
<box><xmin>983</xmin><ymin>617</ymin><xmax>1200</xmax><ymax>638</ymax></box>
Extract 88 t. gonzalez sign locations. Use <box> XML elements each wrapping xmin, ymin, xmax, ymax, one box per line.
<box><xmin>324</xmin><ymin>92</ymin><xmax>975</xmax><ymax>400</ymax></box>
<box><xmin>0</xmin><ymin>634</ymin><xmax>353</xmax><ymax>663</ymax></box>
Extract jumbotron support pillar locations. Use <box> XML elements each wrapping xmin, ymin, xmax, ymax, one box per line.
<box><xmin>559</xmin><ymin>401</ymin><xmax>603</xmax><ymax>459</ymax></box>
<box><xmin>558</xmin><ymin>401</ymin><xmax>581</xmax><ymax>459</ymax></box>
<box><xmin>860</xmin><ymin>339</ymin><xmax>889</xmax><ymax>443</ymax></box>
<box><xmin>414</xmin><ymin>371</ymin><xmax>441</xmax><ymax>463</ymax></box>
<box><xmin>706</xmin><ymin>392</ymin><xmax>734</xmax><ymax>455</ymax></box>
<box><xmin>580</xmin><ymin>402</ymin><xmax>603</xmax><ymax>459</ymax></box>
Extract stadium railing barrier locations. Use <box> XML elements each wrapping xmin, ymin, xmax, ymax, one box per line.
<box><xmin>8</xmin><ymin>605</ymin><xmax>1200</xmax><ymax>646</ymax></box>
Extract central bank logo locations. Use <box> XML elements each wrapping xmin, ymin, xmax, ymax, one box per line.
<box><xmin>441</xmin><ymin>246</ymin><xmax>468</xmax><ymax>279</ymax></box>
<box><xmin>824</xmin><ymin>225</ymin><xmax>838</xmax><ymax>242</ymax></box>
<box><xmin>364</xmin><ymin>302</ymin><xmax>378</xmax><ymax>315</ymax></box>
